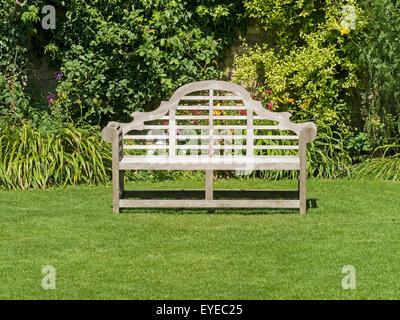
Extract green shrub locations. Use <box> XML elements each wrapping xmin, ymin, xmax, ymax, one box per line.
<box><xmin>243</xmin><ymin>0</ymin><xmax>324</xmax><ymax>50</ymax></box>
<box><xmin>0</xmin><ymin>1</ymin><xmax>37</xmax><ymax>118</ymax></box>
<box><xmin>234</xmin><ymin>0</ymin><xmax>364</xmax><ymax>132</ymax></box>
<box><xmin>1</xmin><ymin>0</ymin><xmax>246</xmax><ymax>125</ymax></box>
<box><xmin>358</xmin><ymin>0</ymin><xmax>400</xmax><ymax>139</ymax></box>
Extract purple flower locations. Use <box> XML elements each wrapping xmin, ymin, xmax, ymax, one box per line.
<box><xmin>47</xmin><ymin>94</ymin><xmax>56</xmax><ymax>104</ymax></box>
<box><xmin>54</xmin><ymin>71</ymin><xmax>63</xmax><ymax>81</ymax></box>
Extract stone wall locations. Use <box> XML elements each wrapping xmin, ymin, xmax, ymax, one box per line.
<box><xmin>225</xmin><ymin>22</ymin><xmax>272</xmax><ymax>80</ymax></box>
<box><xmin>26</xmin><ymin>56</ymin><xmax>58</xmax><ymax>99</ymax></box>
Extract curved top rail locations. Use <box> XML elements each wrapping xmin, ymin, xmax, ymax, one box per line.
<box><xmin>102</xmin><ymin>80</ymin><xmax>317</xmax><ymax>143</ymax></box>
<box><xmin>168</xmin><ymin>80</ymin><xmax>253</xmax><ymax>105</ymax></box>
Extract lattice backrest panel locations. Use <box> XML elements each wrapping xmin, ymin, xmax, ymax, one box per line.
<box><xmin>122</xmin><ymin>81</ymin><xmax>301</xmax><ymax>157</ymax></box>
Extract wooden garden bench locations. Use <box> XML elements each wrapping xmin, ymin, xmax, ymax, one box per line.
<box><xmin>102</xmin><ymin>80</ymin><xmax>317</xmax><ymax>214</ymax></box>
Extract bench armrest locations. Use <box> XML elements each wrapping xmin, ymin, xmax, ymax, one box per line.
<box><xmin>299</xmin><ymin>122</ymin><xmax>317</xmax><ymax>144</ymax></box>
<box><xmin>102</xmin><ymin>121</ymin><xmax>122</xmax><ymax>144</ymax></box>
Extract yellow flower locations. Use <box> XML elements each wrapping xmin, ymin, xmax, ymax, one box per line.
<box><xmin>340</xmin><ymin>28</ymin><xmax>350</xmax><ymax>35</ymax></box>
<box><xmin>58</xmin><ymin>92</ymin><xmax>67</xmax><ymax>100</ymax></box>
<box><xmin>76</xmin><ymin>99</ymin><xmax>81</xmax><ymax>104</ymax></box>
<box><xmin>213</xmin><ymin>109</ymin><xmax>226</xmax><ymax>116</ymax></box>
<box><xmin>277</xmin><ymin>97</ymin><xmax>284</xmax><ymax>103</ymax></box>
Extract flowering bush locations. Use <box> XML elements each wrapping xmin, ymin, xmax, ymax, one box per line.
<box><xmin>234</xmin><ymin>0</ymin><xmax>365</xmax><ymax>131</ymax></box>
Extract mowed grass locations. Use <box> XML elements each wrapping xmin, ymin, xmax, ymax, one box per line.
<box><xmin>0</xmin><ymin>179</ymin><xmax>399</xmax><ymax>300</ymax></box>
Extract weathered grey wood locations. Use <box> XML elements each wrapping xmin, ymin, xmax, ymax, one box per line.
<box><xmin>208</xmin><ymin>89</ymin><xmax>214</xmax><ymax>156</ymax></box>
<box><xmin>205</xmin><ymin>170</ymin><xmax>213</xmax><ymax>200</ymax></box>
<box><xmin>176</xmin><ymin>105</ymin><xmax>210</xmax><ymax>110</ymax></box>
<box><xmin>119</xmin><ymin>199</ymin><xmax>300</xmax><ymax>208</ymax></box>
<box><xmin>111</xmin><ymin>124</ymin><xmax>122</xmax><ymax>214</ymax></box>
<box><xmin>122</xmin><ymin>189</ymin><xmax>299</xmax><ymax>199</ymax></box>
<box><xmin>101</xmin><ymin>80</ymin><xmax>317</xmax><ymax>214</ymax></box>
<box><xmin>119</xmin><ymin>155</ymin><xmax>300</xmax><ymax>170</ymax></box>
<box><xmin>124</xmin><ymin>135</ymin><xmax>170</xmax><ymax>140</ymax></box>
<box><xmin>169</xmin><ymin>109</ymin><xmax>176</xmax><ymax>156</ymax></box>
<box><xmin>211</xmin><ymin>106</ymin><xmax>246</xmax><ymax>110</ymax></box>
<box><xmin>298</xmin><ymin>126</ymin><xmax>314</xmax><ymax>215</ymax></box>
<box><xmin>161</xmin><ymin>115</ymin><xmax>210</xmax><ymax>120</ymax></box>
<box><xmin>253</xmin><ymin>125</ymin><xmax>280</xmax><ymax>130</ymax></box>
<box><xmin>213</xmin><ymin>116</ymin><xmax>248</xmax><ymax>120</ymax></box>
<box><xmin>180</xmin><ymin>95</ymin><xmax>240</xmax><ymax>100</ymax></box>
<box><xmin>254</xmin><ymin>135</ymin><xmax>299</xmax><ymax>140</ymax></box>
<box><xmin>123</xmin><ymin>145</ymin><xmax>169</xmax><ymax>149</ymax></box>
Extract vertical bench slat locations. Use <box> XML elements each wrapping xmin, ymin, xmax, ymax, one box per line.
<box><xmin>206</xmin><ymin>89</ymin><xmax>214</xmax><ymax>200</ymax></box>
<box><xmin>208</xmin><ymin>90</ymin><xmax>214</xmax><ymax>156</ymax></box>
<box><xmin>169</xmin><ymin>109</ymin><xmax>176</xmax><ymax>157</ymax></box>
<box><xmin>247</xmin><ymin>108</ymin><xmax>254</xmax><ymax>156</ymax></box>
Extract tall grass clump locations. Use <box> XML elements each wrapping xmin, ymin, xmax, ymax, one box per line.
<box><xmin>351</xmin><ymin>144</ymin><xmax>400</xmax><ymax>181</ymax></box>
<box><xmin>307</xmin><ymin>125</ymin><xmax>353</xmax><ymax>179</ymax></box>
<box><xmin>0</xmin><ymin>120</ymin><xmax>111</xmax><ymax>190</ymax></box>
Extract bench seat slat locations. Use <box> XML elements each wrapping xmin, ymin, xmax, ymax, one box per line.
<box><xmin>119</xmin><ymin>199</ymin><xmax>300</xmax><ymax>209</ymax></box>
<box><xmin>119</xmin><ymin>155</ymin><xmax>300</xmax><ymax>170</ymax></box>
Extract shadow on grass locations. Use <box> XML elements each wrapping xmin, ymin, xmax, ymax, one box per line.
<box><xmin>119</xmin><ymin>207</ymin><xmax>303</xmax><ymax>215</ymax></box>
<box><xmin>307</xmin><ymin>198</ymin><xmax>318</xmax><ymax>209</ymax></box>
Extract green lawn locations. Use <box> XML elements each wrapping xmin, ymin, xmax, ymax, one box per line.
<box><xmin>0</xmin><ymin>179</ymin><xmax>399</xmax><ymax>299</ymax></box>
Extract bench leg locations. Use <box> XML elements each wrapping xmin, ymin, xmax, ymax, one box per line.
<box><xmin>299</xmin><ymin>168</ymin><xmax>306</xmax><ymax>215</ymax></box>
<box><xmin>112</xmin><ymin>167</ymin><xmax>120</xmax><ymax>214</ymax></box>
<box><xmin>205</xmin><ymin>170</ymin><xmax>213</xmax><ymax>200</ymax></box>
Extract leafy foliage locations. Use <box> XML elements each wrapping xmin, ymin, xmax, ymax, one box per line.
<box><xmin>234</xmin><ymin>0</ymin><xmax>364</xmax><ymax>132</ymax></box>
<box><xmin>358</xmin><ymin>0</ymin><xmax>400</xmax><ymax>139</ymax></box>
<box><xmin>1</xmin><ymin>0</ymin><xmax>246</xmax><ymax>125</ymax></box>
<box><xmin>0</xmin><ymin>0</ymin><xmax>39</xmax><ymax>117</ymax></box>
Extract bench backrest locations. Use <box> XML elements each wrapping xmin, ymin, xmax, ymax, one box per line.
<box><xmin>102</xmin><ymin>81</ymin><xmax>316</xmax><ymax>158</ymax></box>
